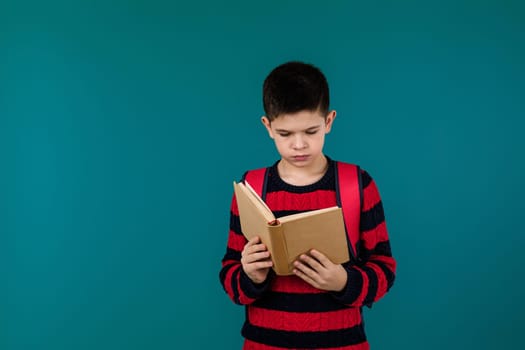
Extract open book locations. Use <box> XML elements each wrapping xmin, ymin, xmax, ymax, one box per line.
<box><xmin>233</xmin><ymin>180</ymin><xmax>350</xmax><ymax>275</ymax></box>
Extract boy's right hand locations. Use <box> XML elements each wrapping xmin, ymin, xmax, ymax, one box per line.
<box><xmin>241</xmin><ymin>236</ymin><xmax>273</xmax><ymax>284</ymax></box>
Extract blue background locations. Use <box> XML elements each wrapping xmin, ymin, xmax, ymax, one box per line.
<box><xmin>1</xmin><ymin>1</ymin><xmax>524</xmax><ymax>349</ymax></box>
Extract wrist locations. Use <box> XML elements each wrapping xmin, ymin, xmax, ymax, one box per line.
<box><xmin>239</xmin><ymin>269</ymin><xmax>272</xmax><ymax>298</ymax></box>
<box><xmin>333</xmin><ymin>265</ymin><xmax>348</xmax><ymax>292</ymax></box>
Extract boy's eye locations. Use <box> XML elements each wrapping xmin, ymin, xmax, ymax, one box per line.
<box><xmin>305</xmin><ymin>130</ymin><xmax>318</xmax><ymax>135</ymax></box>
<box><xmin>278</xmin><ymin>133</ymin><xmax>290</xmax><ymax>137</ymax></box>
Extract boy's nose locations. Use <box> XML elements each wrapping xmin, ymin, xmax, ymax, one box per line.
<box><xmin>292</xmin><ymin>136</ymin><xmax>307</xmax><ymax>149</ymax></box>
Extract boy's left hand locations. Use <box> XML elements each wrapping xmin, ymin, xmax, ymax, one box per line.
<box><xmin>293</xmin><ymin>249</ymin><xmax>347</xmax><ymax>292</ymax></box>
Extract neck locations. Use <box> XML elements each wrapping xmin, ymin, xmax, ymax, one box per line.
<box><xmin>278</xmin><ymin>155</ymin><xmax>329</xmax><ymax>186</ymax></box>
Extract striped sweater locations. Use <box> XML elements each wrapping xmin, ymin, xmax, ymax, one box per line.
<box><xmin>220</xmin><ymin>158</ymin><xmax>396</xmax><ymax>349</ymax></box>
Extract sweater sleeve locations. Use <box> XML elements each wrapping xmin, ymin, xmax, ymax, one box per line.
<box><xmin>331</xmin><ymin>170</ymin><xmax>397</xmax><ymax>307</ymax></box>
<box><xmin>219</xmin><ymin>192</ymin><xmax>273</xmax><ymax>305</ymax></box>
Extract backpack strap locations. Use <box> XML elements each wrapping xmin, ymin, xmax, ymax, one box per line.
<box><xmin>335</xmin><ymin>162</ymin><xmax>362</xmax><ymax>261</ymax></box>
<box><xmin>244</xmin><ymin>167</ymin><xmax>269</xmax><ymax>201</ymax></box>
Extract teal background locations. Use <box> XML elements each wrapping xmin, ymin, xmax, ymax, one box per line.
<box><xmin>1</xmin><ymin>0</ymin><xmax>524</xmax><ymax>349</ymax></box>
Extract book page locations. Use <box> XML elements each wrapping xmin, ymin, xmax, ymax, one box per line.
<box><xmin>243</xmin><ymin>180</ymin><xmax>275</xmax><ymax>221</ymax></box>
<box><xmin>234</xmin><ymin>181</ymin><xmax>275</xmax><ymax>224</ymax></box>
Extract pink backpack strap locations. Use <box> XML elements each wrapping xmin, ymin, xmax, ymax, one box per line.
<box><xmin>244</xmin><ymin>167</ymin><xmax>269</xmax><ymax>200</ymax></box>
<box><xmin>335</xmin><ymin>162</ymin><xmax>362</xmax><ymax>261</ymax></box>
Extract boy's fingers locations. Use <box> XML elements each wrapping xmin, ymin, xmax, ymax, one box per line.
<box><xmin>244</xmin><ymin>251</ymin><xmax>270</xmax><ymax>263</ymax></box>
<box><xmin>245</xmin><ymin>243</ymin><xmax>267</xmax><ymax>255</ymax></box>
<box><xmin>246</xmin><ymin>236</ymin><xmax>260</xmax><ymax>246</ymax></box>
<box><xmin>255</xmin><ymin>261</ymin><xmax>273</xmax><ymax>269</ymax></box>
<box><xmin>242</xmin><ymin>244</ymin><xmax>268</xmax><ymax>261</ymax></box>
<box><xmin>299</xmin><ymin>254</ymin><xmax>323</xmax><ymax>271</ymax></box>
<box><xmin>309</xmin><ymin>249</ymin><xmax>331</xmax><ymax>267</ymax></box>
<box><xmin>293</xmin><ymin>267</ymin><xmax>318</xmax><ymax>288</ymax></box>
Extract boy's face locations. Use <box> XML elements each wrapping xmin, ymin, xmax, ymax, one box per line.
<box><xmin>261</xmin><ymin>110</ymin><xmax>336</xmax><ymax>170</ymax></box>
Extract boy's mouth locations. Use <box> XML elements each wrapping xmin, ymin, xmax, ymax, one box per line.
<box><xmin>292</xmin><ymin>155</ymin><xmax>309</xmax><ymax>161</ymax></box>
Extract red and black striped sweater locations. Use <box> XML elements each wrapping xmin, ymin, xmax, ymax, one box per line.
<box><xmin>220</xmin><ymin>158</ymin><xmax>396</xmax><ymax>349</ymax></box>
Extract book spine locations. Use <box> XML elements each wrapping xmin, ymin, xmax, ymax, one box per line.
<box><xmin>269</xmin><ymin>224</ymin><xmax>290</xmax><ymax>276</ymax></box>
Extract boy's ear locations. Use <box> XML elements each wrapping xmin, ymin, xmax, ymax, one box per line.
<box><xmin>324</xmin><ymin>110</ymin><xmax>337</xmax><ymax>134</ymax></box>
<box><xmin>261</xmin><ymin>116</ymin><xmax>274</xmax><ymax>139</ymax></box>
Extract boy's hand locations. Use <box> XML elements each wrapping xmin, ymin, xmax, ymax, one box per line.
<box><xmin>241</xmin><ymin>236</ymin><xmax>273</xmax><ymax>284</ymax></box>
<box><xmin>293</xmin><ymin>249</ymin><xmax>347</xmax><ymax>292</ymax></box>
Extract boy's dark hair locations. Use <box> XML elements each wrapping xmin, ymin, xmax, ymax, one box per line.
<box><xmin>263</xmin><ymin>61</ymin><xmax>330</xmax><ymax>121</ymax></box>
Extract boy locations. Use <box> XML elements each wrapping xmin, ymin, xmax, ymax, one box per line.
<box><xmin>220</xmin><ymin>61</ymin><xmax>396</xmax><ymax>349</ymax></box>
